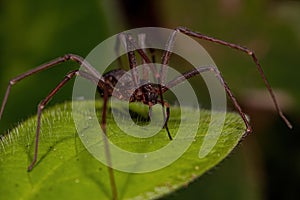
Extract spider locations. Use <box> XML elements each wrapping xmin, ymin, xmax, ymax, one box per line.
<box><xmin>0</xmin><ymin>27</ymin><xmax>292</xmax><ymax>200</ymax></box>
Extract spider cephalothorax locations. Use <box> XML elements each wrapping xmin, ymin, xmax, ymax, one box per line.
<box><xmin>99</xmin><ymin>68</ymin><xmax>162</xmax><ymax>105</ymax></box>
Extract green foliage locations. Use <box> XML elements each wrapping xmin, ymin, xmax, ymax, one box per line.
<box><xmin>0</xmin><ymin>101</ymin><xmax>245</xmax><ymax>200</ymax></box>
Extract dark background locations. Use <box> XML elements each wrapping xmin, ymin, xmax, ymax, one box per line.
<box><xmin>0</xmin><ymin>0</ymin><xmax>299</xmax><ymax>199</ymax></box>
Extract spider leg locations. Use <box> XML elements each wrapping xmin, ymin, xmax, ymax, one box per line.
<box><xmin>119</xmin><ymin>33</ymin><xmax>139</xmax><ymax>88</ymax></box>
<box><xmin>138</xmin><ymin>33</ymin><xmax>150</xmax><ymax>81</ymax></box>
<box><xmin>0</xmin><ymin>54</ymin><xmax>100</xmax><ymax>121</ymax></box>
<box><xmin>101</xmin><ymin>78</ymin><xmax>118</xmax><ymax>200</ymax></box>
<box><xmin>27</xmin><ymin>69</ymin><xmax>103</xmax><ymax>170</ymax></box>
<box><xmin>147</xmin><ymin>100</ymin><xmax>171</xmax><ymax>140</ymax></box>
<box><xmin>137</xmin><ymin>35</ymin><xmax>158</xmax><ymax>81</ymax></box>
<box><xmin>171</xmin><ymin>27</ymin><xmax>292</xmax><ymax>129</ymax></box>
<box><xmin>165</xmin><ymin>65</ymin><xmax>253</xmax><ymax>134</ymax></box>
<box><xmin>25</xmin><ymin>69</ymin><xmax>118</xmax><ymax>199</ymax></box>
<box><xmin>157</xmin><ymin>100</ymin><xmax>172</xmax><ymax>140</ymax></box>
<box><xmin>149</xmin><ymin>48</ymin><xmax>156</xmax><ymax>63</ymax></box>
<box><xmin>148</xmin><ymin>102</ymin><xmax>153</xmax><ymax>120</ymax></box>
<box><xmin>161</xmin><ymin>30</ymin><xmax>178</xmax><ymax>85</ymax></box>
<box><xmin>136</xmin><ymin>34</ymin><xmax>157</xmax><ymax>79</ymax></box>
<box><xmin>115</xmin><ymin>34</ymin><xmax>124</xmax><ymax>70</ymax></box>
<box><xmin>125</xmin><ymin>34</ymin><xmax>160</xmax><ymax>81</ymax></box>
<box><xmin>125</xmin><ymin>35</ymin><xmax>171</xmax><ymax>139</ymax></box>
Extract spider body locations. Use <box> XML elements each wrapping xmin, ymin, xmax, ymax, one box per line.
<box><xmin>0</xmin><ymin>27</ymin><xmax>292</xmax><ymax>200</ymax></box>
<box><xmin>99</xmin><ymin>68</ymin><xmax>161</xmax><ymax>105</ymax></box>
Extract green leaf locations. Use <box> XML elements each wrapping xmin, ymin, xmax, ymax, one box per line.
<box><xmin>0</xmin><ymin>101</ymin><xmax>246</xmax><ymax>200</ymax></box>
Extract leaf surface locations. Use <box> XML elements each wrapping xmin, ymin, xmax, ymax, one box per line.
<box><xmin>0</xmin><ymin>101</ymin><xmax>245</xmax><ymax>200</ymax></box>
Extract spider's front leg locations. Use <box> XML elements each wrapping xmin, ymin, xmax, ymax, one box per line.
<box><xmin>0</xmin><ymin>52</ymin><xmax>118</xmax><ymax>199</ymax></box>
<box><xmin>25</xmin><ymin>69</ymin><xmax>118</xmax><ymax>200</ymax></box>
<box><xmin>100</xmin><ymin>80</ymin><xmax>118</xmax><ymax>200</ymax></box>
<box><xmin>0</xmin><ymin>54</ymin><xmax>100</xmax><ymax>121</ymax></box>
<box><xmin>158</xmin><ymin>100</ymin><xmax>171</xmax><ymax>140</ymax></box>
<box><xmin>120</xmin><ymin>33</ymin><xmax>172</xmax><ymax>140</ymax></box>
<box><xmin>147</xmin><ymin>101</ymin><xmax>172</xmax><ymax>140</ymax></box>
<box><xmin>165</xmin><ymin>65</ymin><xmax>252</xmax><ymax>135</ymax></box>
<box><xmin>27</xmin><ymin>69</ymin><xmax>106</xmax><ymax>170</ymax></box>
<box><xmin>161</xmin><ymin>27</ymin><xmax>292</xmax><ymax>129</ymax></box>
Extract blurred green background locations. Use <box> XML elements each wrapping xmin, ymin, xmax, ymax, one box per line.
<box><xmin>0</xmin><ymin>0</ymin><xmax>299</xmax><ymax>199</ymax></box>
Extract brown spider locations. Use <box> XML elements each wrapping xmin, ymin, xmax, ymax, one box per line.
<box><xmin>0</xmin><ymin>27</ymin><xmax>292</xmax><ymax>200</ymax></box>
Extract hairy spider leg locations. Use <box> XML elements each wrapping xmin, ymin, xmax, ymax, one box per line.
<box><xmin>137</xmin><ymin>33</ymin><xmax>150</xmax><ymax>81</ymax></box>
<box><xmin>136</xmin><ymin>34</ymin><xmax>157</xmax><ymax>79</ymax></box>
<box><xmin>179</xmin><ymin>27</ymin><xmax>292</xmax><ymax>129</ymax></box>
<box><xmin>99</xmin><ymin>74</ymin><xmax>118</xmax><ymax>200</ymax></box>
<box><xmin>28</xmin><ymin>69</ymin><xmax>118</xmax><ymax>200</ymax></box>
<box><xmin>115</xmin><ymin>33</ymin><xmax>155</xmax><ymax>80</ymax></box>
<box><xmin>164</xmin><ymin>65</ymin><xmax>252</xmax><ymax>135</ymax></box>
<box><xmin>120</xmin><ymin>33</ymin><xmax>156</xmax><ymax>130</ymax></box>
<box><xmin>115</xmin><ymin>34</ymin><xmax>124</xmax><ymax>70</ymax></box>
<box><xmin>161</xmin><ymin>30</ymin><xmax>177</xmax><ymax>85</ymax></box>
<box><xmin>161</xmin><ymin>27</ymin><xmax>292</xmax><ymax>130</ymax></box>
<box><xmin>124</xmin><ymin>34</ymin><xmax>172</xmax><ymax>139</ymax></box>
<box><xmin>136</xmin><ymin>33</ymin><xmax>170</xmax><ymax>138</ymax></box>
<box><xmin>0</xmin><ymin>54</ymin><xmax>100</xmax><ymax>120</ymax></box>
<box><xmin>0</xmin><ymin>55</ymin><xmax>118</xmax><ymax>200</ymax></box>
<box><xmin>119</xmin><ymin>33</ymin><xmax>140</xmax><ymax>88</ymax></box>
<box><xmin>157</xmin><ymin>100</ymin><xmax>171</xmax><ymax>140</ymax></box>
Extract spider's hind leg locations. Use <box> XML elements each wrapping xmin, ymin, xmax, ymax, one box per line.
<box><xmin>174</xmin><ymin>27</ymin><xmax>292</xmax><ymax>129</ymax></box>
<box><xmin>165</xmin><ymin>65</ymin><xmax>252</xmax><ymax>135</ymax></box>
<box><xmin>26</xmin><ymin>69</ymin><xmax>118</xmax><ymax>200</ymax></box>
<box><xmin>157</xmin><ymin>100</ymin><xmax>172</xmax><ymax>140</ymax></box>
